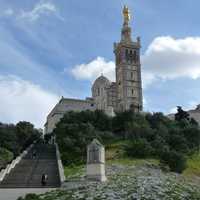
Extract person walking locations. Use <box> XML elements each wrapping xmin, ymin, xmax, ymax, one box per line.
<box><xmin>41</xmin><ymin>173</ymin><xmax>48</xmax><ymax>186</ymax></box>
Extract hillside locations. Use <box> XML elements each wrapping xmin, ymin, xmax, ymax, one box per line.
<box><xmin>19</xmin><ymin>110</ymin><xmax>200</xmax><ymax>200</ymax></box>
<box><xmin>19</xmin><ymin>158</ymin><xmax>200</xmax><ymax>200</ymax></box>
<box><xmin>19</xmin><ymin>144</ymin><xmax>200</xmax><ymax>200</ymax></box>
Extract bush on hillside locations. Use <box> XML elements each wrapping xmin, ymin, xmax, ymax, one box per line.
<box><xmin>124</xmin><ymin>138</ymin><xmax>154</xmax><ymax>158</ymax></box>
<box><xmin>54</xmin><ymin>109</ymin><xmax>200</xmax><ymax>173</ymax></box>
<box><xmin>54</xmin><ymin>110</ymin><xmax>116</xmax><ymax>165</ymax></box>
<box><xmin>56</xmin><ymin>122</ymin><xmax>106</xmax><ymax>165</ymax></box>
<box><xmin>160</xmin><ymin>150</ymin><xmax>187</xmax><ymax>173</ymax></box>
<box><xmin>17</xmin><ymin>193</ymin><xmax>40</xmax><ymax>200</ymax></box>
<box><xmin>0</xmin><ymin>121</ymin><xmax>41</xmax><ymax>167</ymax></box>
<box><xmin>0</xmin><ymin>147</ymin><xmax>13</xmax><ymax>169</ymax></box>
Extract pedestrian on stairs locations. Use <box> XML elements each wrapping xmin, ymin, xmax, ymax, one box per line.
<box><xmin>32</xmin><ymin>149</ymin><xmax>37</xmax><ymax>159</ymax></box>
<box><xmin>41</xmin><ymin>173</ymin><xmax>48</xmax><ymax>186</ymax></box>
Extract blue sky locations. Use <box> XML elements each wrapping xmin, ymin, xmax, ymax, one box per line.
<box><xmin>0</xmin><ymin>0</ymin><xmax>200</xmax><ymax>127</ymax></box>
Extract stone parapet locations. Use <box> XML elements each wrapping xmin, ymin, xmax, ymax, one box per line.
<box><xmin>55</xmin><ymin>143</ymin><xmax>66</xmax><ymax>185</ymax></box>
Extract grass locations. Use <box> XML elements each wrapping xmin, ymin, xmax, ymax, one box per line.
<box><xmin>107</xmin><ymin>157</ymin><xmax>159</xmax><ymax>166</ymax></box>
<box><xmin>63</xmin><ymin>140</ymin><xmax>200</xmax><ymax>179</ymax></box>
<box><xmin>183</xmin><ymin>153</ymin><xmax>200</xmax><ymax>176</ymax></box>
<box><xmin>63</xmin><ymin>139</ymin><xmax>159</xmax><ymax>179</ymax></box>
<box><xmin>64</xmin><ymin>165</ymin><xmax>84</xmax><ymax>178</ymax></box>
<box><xmin>105</xmin><ymin>140</ymin><xmax>129</xmax><ymax>161</ymax></box>
<box><xmin>105</xmin><ymin>140</ymin><xmax>159</xmax><ymax>166</ymax></box>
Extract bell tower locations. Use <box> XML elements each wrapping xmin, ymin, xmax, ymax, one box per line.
<box><xmin>114</xmin><ymin>6</ymin><xmax>143</xmax><ymax>112</ymax></box>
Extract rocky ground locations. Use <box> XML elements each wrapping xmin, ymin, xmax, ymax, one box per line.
<box><xmin>34</xmin><ymin>161</ymin><xmax>200</xmax><ymax>200</ymax></box>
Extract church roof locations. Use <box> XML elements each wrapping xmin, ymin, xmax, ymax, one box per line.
<box><xmin>92</xmin><ymin>75</ymin><xmax>110</xmax><ymax>89</ymax></box>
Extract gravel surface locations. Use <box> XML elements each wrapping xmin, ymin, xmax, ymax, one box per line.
<box><xmin>38</xmin><ymin>162</ymin><xmax>200</xmax><ymax>200</ymax></box>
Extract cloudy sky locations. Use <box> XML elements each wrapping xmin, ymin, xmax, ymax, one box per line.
<box><xmin>0</xmin><ymin>0</ymin><xmax>200</xmax><ymax>128</ymax></box>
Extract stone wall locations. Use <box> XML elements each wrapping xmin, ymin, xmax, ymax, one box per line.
<box><xmin>45</xmin><ymin>97</ymin><xmax>95</xmax><ymax>134</ymax></box>
<box><xmin>55</xmin><ymin>143</ymin><xmax>65</xmax><ymax>184</ymax></box>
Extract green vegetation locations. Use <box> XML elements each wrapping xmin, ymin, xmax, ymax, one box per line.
<box><xmin>64</xmin><ymin>165</ymin><xmax>84</xmax><ymax>178</ymax></box>
<box><xmin>160</xmin><ymin>150</ymin><xmax>187</xmax><ymax>173</ymax></box>
<box><xmin>184</xmin><ymin>153</ymin><xmax>200</xmax><ymax>176</ymax></box>
<box><xmin>53</xmin><ymin>110</ymin><xmax>114</xmax><ymax>165</ymax></box>
<box><xmin>52</xmin><ymin>109</ymin><xmax>200</xmax><ymax>173</ymax></box>
<box><xmin>0</xmin><ymin>147</ymin><xmax>13</xmax><ymax>170</ymax></box>
<box><xmin>0</xmin><ymin>121</ymin><xmax>41</xmax><ymax>169</ymax></box>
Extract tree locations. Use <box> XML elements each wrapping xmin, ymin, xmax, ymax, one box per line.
<box><xmin>124</xmin><ymin>138</ymin><xmax>154</xmax><ymax>158</ymax></box>
<box><xmin>16</xmin><ymin>121</ymin><xmax>41</xmax><ymax>150</ymax></box>
<box><xmin>190</xmin><ymin>118</ymin><xmax>199</xmax><ymax>127</ymax></box>
<box><xmin>146</xmin><ymin>112</ymin><xmax>172</xmax><ymax>129</ymax></box>
<box><xmin>183</xmin><ymin>126</ymin><xmax>200</xmax><ymax>151</ymax></box>
<box><xmin>160</xmin><ymin>150</ymin><xmax>187</xmax><ymax>173</ymax></box>
<box><xmin>53</xmin><ymin>110</ymin><xmax>200</xmax><ymax>173</ymax></box>
<box><xmin>175</xmin><ymin>106</ymin><xmax>190</xmax><ymax>122</ymax></box>
<box><xmin>55</xmin><ymin>122</ymin><xmax>99</xmax><ymax>165</ymax></box>
<box><xmin>0</xmin><ymin>147</ymin><xmax>14</xmax><ymax>169</ymax></box>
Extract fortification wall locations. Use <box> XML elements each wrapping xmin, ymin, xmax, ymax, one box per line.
<box><xmin>45</xmin><ymin>98</ymin><xmax>95</xmax><ymax>134</ymax></box>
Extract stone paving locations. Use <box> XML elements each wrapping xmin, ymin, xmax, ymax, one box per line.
<box><xmin>0</xmin><ymin>188</ymin><xmax>56</xmax><ymax>200</ymax></box>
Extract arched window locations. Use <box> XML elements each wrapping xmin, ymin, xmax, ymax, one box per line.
<box><xmin>133</xmin><ymin>50</ymin><xmax>137</xmax><ymax>62</ymax></box>
<box><xmin>131</xmin><ymin>72</ymin><xmax>133</xmax><ymax>79</ymax></box>
<box><xmin>125</xmin><ymin>49</ymin><xmax>129</xmax><ymax>61</ymax></box>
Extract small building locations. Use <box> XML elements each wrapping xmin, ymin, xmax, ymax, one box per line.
<box><xmin>86</xmin><ymin>139</ymin><xmax>107</xmax><ymax>182</ymax></box>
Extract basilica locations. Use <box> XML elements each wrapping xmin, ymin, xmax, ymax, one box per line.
<box><xmin>44</xmin><ymin>6</ymin><xmax>143</xmax><ymax>134</ymax></box>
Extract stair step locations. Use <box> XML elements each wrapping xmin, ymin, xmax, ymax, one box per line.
<box><xmin>0</xmin><ymin>144</ymin><xmax>61</xmax><ymax>188</ymax></box>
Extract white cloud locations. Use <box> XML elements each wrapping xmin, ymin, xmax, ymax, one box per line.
<box><xmin>143</xmin><ymin>36</ymin><xmax>200</xmax><ymax>80</ymax></box>
<box><xmin>19</xmin><ymin>0</ymin><xmax>63</xmax><ymax>22</ymax></box>
<box><xmin>168</xmin><ymin>101</ymin><xmax>198</xmax><ymax>114</ymax></box>
<box><xmin>70</xmin><ymin>57</ymin><xmax>155</xmax><ymax>88</ymax></box>
<box><xmin>70</xmin><ymin>36</ymin><xmax>200</xmax><ymax>88</ymax></box>
<box><xmin>141</xmin><ymin>71</ymin><xmax>156</xmax><ymax>89</ymax></box>
<box><xmin>3</xmin><ymin>8</ymin><xmax>14</xmax><ymax>16</ymax></box>
<box><xmin>71</xmin><ymin>57</ymin><xmax>116</xmax><ymax>82</ymax></box>
<box><xmin>0</xmin><ymin>75</ymin><xmax>59</xmax><ymax>128</ymax></box>
<box><xmin>168</xmin><ymin>107</ymin><xmax>177</xmax><ymax>114</ymax></box>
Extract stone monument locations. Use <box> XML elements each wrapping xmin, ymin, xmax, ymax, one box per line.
<box><xmin>86</xmin><ymin>139</ymin><xmax>107</xmax><ymax>182</ymax></box>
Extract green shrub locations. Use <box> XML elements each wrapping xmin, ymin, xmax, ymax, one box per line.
<box><xmin>160</xmin><ymin>150</ymin><xmax>187</xmax><ymax>173</ymax></box>
<box><xmin>0</xmin><ymin>147</ymin><xmax>13</xmax><ymax>169</ymax></box>
<box><xmin>125</xmin><ymin>138</ymin><xmax>154</xmax><ymax>158</ymax></box>
<box><xmin>54</xmin><ymin>110</ymin><xmax>200</xmax><ymax>173</ymax></box>
<box><xmin>0</xmin><ymin>121</ymin><xmax>41</xmax><ymax>157</ymax></box>
<box><xmin>55</xmin><ymin>122</ymin><xmax>100</xmax><ymax>165</ymax></box>
<box><xmin>17</xmin><ymin>193</ymin><xmax>40</xmax><ymax>200</ymax></box>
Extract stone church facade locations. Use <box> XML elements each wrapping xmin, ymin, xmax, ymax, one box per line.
<box><xmin>44</xmin><ymin>6</ymin><xmax>143</xmax><ymax>134</ymax></box>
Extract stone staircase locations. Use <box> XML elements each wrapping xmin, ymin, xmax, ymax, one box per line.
<box><xmin>0</xmin><ymin>143</ymin><xmax>61</xmax><ymax>188</ymax></box>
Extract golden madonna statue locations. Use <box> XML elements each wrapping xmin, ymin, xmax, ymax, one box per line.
<box><xmin>123</xmin><ymin>5</ymin><xmax>131</xmax><ymax>23</ymax></box>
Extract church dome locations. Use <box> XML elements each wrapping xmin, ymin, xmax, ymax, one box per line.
<box><xmin>92</xmin><ymin>75</ymin><xmax>110</xmax><ymax>90</ymax></box>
